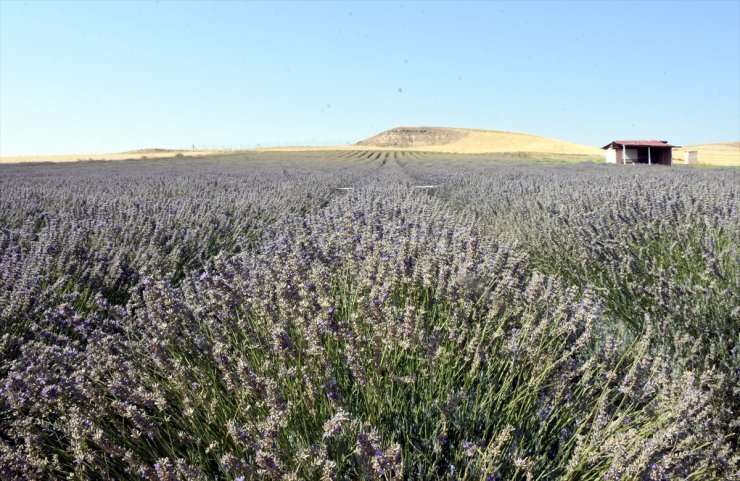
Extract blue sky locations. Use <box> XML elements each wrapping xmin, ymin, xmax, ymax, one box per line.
<box><xmin>1</xmin><ymin>0</ymin><xmax>739</xmax><ymax>155</ymax></box>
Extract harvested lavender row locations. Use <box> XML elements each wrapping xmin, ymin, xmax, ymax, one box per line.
<box><xmin>1</xmin><ymin>153</ymin><xmax>737</xmax><ymax>480</ymax></box>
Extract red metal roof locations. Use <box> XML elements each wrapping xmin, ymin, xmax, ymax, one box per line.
<box><xmin>602</xmin><ymin>140</ymin><xmax>676</xmax><ymax>149</ymax></box>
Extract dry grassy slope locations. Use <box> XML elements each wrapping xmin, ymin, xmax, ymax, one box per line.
<box><xmin>0</xmin><ymin>150</ymin><xmax>226</xmax><ymax>164</ymax></box>
<box><xmin>673</xmin><ymin>142</ymin><xmax>740</xmax><ymax>166</ymax></box>
<box><xmin>4</xmin><ymin>133</ymin><xmax>737</xmax><ymax>166</ymax></box>
<box><xmin>356</xmin><ymin>127</ymin><xmax>603</xmax><ymax>158</ymax></box>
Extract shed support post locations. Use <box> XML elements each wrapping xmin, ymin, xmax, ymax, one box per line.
<box><xmin>648</xmin><ymin>146</ymin><xmax>651</xmax><ymax>165</ymax></box>
<box><xmin>622</xmin><ymin>145</ymin><xmax>626</xmax><ymax>165</ymax></box>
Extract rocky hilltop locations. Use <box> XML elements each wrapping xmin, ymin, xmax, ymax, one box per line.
<box><xmin>356</xmin><ymin>127</ymin><xmax>467</xmax><ymax>148</ymax></box>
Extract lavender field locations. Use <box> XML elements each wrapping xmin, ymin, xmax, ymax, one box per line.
<box><xmin>1</xmin><ymin>151</ymin><xmax>738</xmax><ymax>480</ymax></box>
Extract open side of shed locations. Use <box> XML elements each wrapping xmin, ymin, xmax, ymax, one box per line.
<box><xmin>602</xmin><ymin>140</ymin><xmax>676</xmax><ymax>166</ymax></box>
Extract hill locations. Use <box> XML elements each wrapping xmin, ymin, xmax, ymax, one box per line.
<box><xmin>0</xmin><ymin>149</ymin><xmax>225</xmax><ymax>164</ymax></box>
<box><xmin>3</xmin><ymin>132</ymin><xmax>737</xmax><ymax>166</ymax></box>
<box><xmin>673</xmin><ymin>142</ymin><xmax>740</xmax><ymax>166</ymax></box>
<box><xmin>356</xmin><ymin>126</ymin><xmax>604</xmax><ymax>158</ymax></box>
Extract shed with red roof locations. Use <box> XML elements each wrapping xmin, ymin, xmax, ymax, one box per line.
<box><xmin>602</xmin><ymin>140</ymin><xmax>676</xmax><ymax>166</ymax></box>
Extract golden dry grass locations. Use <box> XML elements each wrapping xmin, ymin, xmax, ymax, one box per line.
<box><xmin>407</xmin><ymin>128</ymin><xmax>603</xmax><ymax>156</ymax></box>
<box><xmin>259</xmin><ymin>127</ymin><xmax>603</xmax><ymax>161</ymax></box>
<box><xmin>3</xmin><ymin>131</ymin><xmax>736</xmax><ymax>166</ymax></box>
<box><xmin>673</xmin><ymin>142</ymin><xmax>740</xmax><ymax>167</ymax></box>
<box><xmin>0</xmin><ymin>150</ymin><xmax>226</xmax><ymax>164</ymax></box>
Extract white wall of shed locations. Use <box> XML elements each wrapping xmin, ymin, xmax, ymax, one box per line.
<box><xmin>605</xmin><ymin>148</ymin><xmax>617</xmax><ymax>163</ymax></box>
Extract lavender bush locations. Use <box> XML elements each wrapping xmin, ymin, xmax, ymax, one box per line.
<box><xmin>1</xmin><ymin>152</ymin><xmax>737</xmax><ymax>480</ymax></box>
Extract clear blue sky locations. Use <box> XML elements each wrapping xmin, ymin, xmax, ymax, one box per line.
<box><xmin>1</xmin><ymin>0</ymin><xmax>739</xmax><ymax>155</ymax></box>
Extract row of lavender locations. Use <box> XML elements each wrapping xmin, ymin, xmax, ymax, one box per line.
<box><xmin>0</xmin><ymin>155</ymin><xmax>374</xmax><ymax>330</ymax></box>
<box><xmin>436</xmin><ymin>161</ymin><xmax>738</xmax><ymax>379</ymax></box>
<box><xmin>1</xmin><ymin>153</ymin><xmax>737</xmax><ymax>480</ymax></box>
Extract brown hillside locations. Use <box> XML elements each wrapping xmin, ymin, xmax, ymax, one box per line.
<box><xmin>357</xmin><ymin>126</ymin><xmax>603</xmax><ymax>157</ymax></box>
<box><xmin>357</xmin><ymin>127</ymin><xmax>467</xmax><ymax>148</ymax></box>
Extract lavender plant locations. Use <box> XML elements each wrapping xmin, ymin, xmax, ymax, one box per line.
<box><xmin>1</xmin><ymin>152</ymin><xmax>737</xmax><ymax>480</ymax></box>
